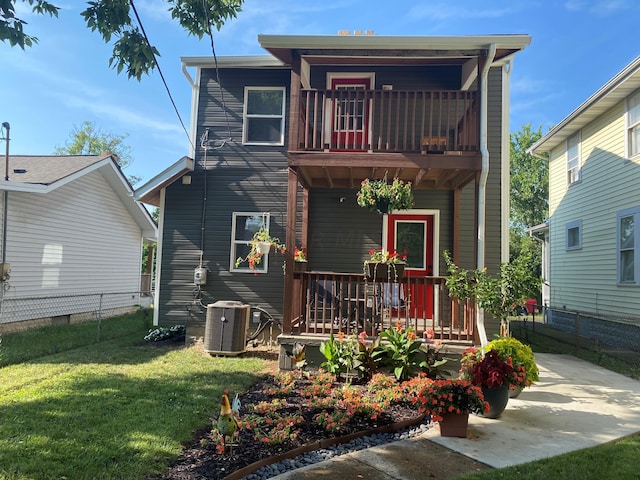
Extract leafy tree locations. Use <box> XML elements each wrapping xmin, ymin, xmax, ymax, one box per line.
<box><xmin>510</xmin><ymin>124</ymin><xmax>548</xmax><ymax>233</ymax></box>
<box><xmin>54</xmin><ymin>120</ymin><xmax>141</xmax><ymax>185</ymax></box>
<box><xmin>1</xmin><ymin>0</ymin><xmax>243</xmax><ymax>80</ymax></box>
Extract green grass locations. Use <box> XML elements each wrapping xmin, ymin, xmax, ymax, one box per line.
<box><xmin>459</xmin><ymin>433</ymin><xmax>640</xmax><ymax>480</ymax></box>
<box><xmin>0</xmin><ymin>313</ymin><xmax>269</xmax><ymax>480</ymax></box>
<box><xmin>0</xmin><ymin>309</ymin><xmax>154</xmax><ymax>367</ymax></box>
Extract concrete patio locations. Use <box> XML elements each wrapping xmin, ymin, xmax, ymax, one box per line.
<box><xmin>271</xmin><ymin>353</ymin><xmax>640</xmax><ymax>479</ymax></box>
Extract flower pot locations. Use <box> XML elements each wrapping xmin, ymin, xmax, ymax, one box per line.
<box><xmin>375</xmin><ymin>199</ymin><xmax>391</xmax><ymax>214</ymax></box>
<box><xmin>438</xmin><ymin>412</ymin><xmax>469</xmax><ymax>437</ymax></box>
<box><xmin>481</xmin><ymin>384</ymin><xmax>510</xmax><ymax>419</ymax></box>
<box><xmin>293</xmin><ymin>261</ymin><xmax>307</xmax><ymax>273</ymax></box>
<box><xmin>365</xmin><ymin>262</ymin><xmax>405</xmax><ymax>281</ymax></box>
<box><xmin>509</xmin><ymin>385</ymin><xmax>524</xmax><ymax>398</ymax></box>
<box><xmin>257</xmin><ymin>242</ymin><xmax>271</xmax><ymax>254</ymax></box>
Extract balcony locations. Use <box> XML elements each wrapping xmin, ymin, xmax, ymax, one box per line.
<box><xmin>296</xmin><ymin>89</ymin><xmax>477</xmax><ymax>153</ymax></box>
<box><xmin>289</xmin><ymin>89</ymin><xmax>480</xmax><ymax>190</ymax></box>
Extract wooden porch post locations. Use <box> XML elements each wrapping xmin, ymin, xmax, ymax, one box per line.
<box><xmin>282</xmin><ymin>51</ymin><xmax>302</xmax><ymax>335</ymax></box>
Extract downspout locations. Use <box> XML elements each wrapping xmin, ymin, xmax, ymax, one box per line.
<box><xmin>476</xmin><ymin>44</ymin><xmax>496</xmax><ymax>347</ymax></box>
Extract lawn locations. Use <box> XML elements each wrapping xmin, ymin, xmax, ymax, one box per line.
<box><xmin>0</xmin><ymin>311</ymin><xmax>638</xmax><ymax>480</ymax></box>
<box><xmin>0</xmin><ymin>310</ymin><xmax>270</xmax><ymax>480</ymax></box>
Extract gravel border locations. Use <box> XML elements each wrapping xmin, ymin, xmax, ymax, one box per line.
<box><xmin>243</xmin><ymin>419</ymin><xmax>433</xmax><ymax>480</ymax></box>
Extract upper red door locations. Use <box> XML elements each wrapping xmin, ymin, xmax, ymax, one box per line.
<box><xmin>330</xmin><ymin>77</ymin><xmax>371</xmax><ymax>150</ymax></box>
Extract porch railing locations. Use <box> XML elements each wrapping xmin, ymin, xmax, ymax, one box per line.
<box><xmin>297</xmin><ymin>89</ymin><xmax>478</xmax><ymax>153</ymax></box>
<box><xmin>288</xmin><ymin>271</ymin><xmax>475</xmax><ymax>342</ymax></box>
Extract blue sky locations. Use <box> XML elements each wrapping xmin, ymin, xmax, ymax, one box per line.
<box><xmin>2</xmin><ymin>0</ymin><xmax>639</xmax><ymax>185</ymax></box>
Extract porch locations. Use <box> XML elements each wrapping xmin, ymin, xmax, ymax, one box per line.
<box><xmin>285</xmin><ymin>270</ymin><xmax>476</xmax><ymax>341</ymax></box>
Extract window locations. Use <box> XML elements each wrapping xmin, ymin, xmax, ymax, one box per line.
<box><xmin>626</xmin><ymin>90</ymin><xmax>640</xmax><ymax>159</ymax></box>
<box><xmin>231</xmin><ymin>213</ymin><xmax>270</xmax><ymax>273</ymax></box>
<box><xmin>242</xmin><ymin>87</ymin><xmax>286</xmax><ymax>145</ymax></box>
<box><xmin>566</xmin><ymin>132</ymin><xmax>581</xmax><ymax>185</ymax></box>
<box><xmin>566</xmin><ymin>220</ymin><xmax>582</xmax><ymax>250</ymax></box>
<box><xmin>618</xmin><ymin>206</ymin><xmax>640</xmax><ymax>284</ymax></box>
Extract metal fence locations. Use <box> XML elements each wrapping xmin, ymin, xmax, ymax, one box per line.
<box><xmin>0</xmin><ymin>291</ymin><xmax>153</xmax><ymax>334</ymax></box>
<box><xmin>511</xmin><ymin>306</ymin><xmax>640</xmax><ymax>370</ymax></box>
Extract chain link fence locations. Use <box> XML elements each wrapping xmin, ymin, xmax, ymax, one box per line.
<box><xmin>0</xmin><ymin>291</ymin><xmax>153</xmax><ymax>335</ymax></box>
<box><xmin>511</xmin><ymin>306</ymin><xmax>640</xmax><ymax>371</ymax></box>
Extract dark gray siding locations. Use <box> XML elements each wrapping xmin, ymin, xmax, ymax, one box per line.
<box><xmin>158</xmin><ymin>67</ymin><xmax>291</xmax><ymax>326</ymax></box>
<box><xmin>308</xmin><ymin>189</ymin><xmax>453</xmax><ymax>274</ymax></box>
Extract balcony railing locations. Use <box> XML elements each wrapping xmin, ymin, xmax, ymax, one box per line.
<box><xmin>297</xmin><ymin>89</ymin><xmax>478</xmax><ymax>153</ymax></box>
<box><xmin>287</xmin><ymin>271</ymin><xmax>475</xmax><ymax>342</ymax></box>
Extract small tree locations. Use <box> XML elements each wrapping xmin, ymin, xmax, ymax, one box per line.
<box><xmin>54</xmin><ymin>120</ymin><xmax>140</xmax><ymax>185</ymax></box>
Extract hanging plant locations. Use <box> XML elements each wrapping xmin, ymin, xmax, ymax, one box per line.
<box><xmin>356</xmin><ymin>174</ymin><xmax>413</xmax><ymax>214</ymax></box>
<box><xmin>235</xmin><ymin>226</ymin><xmax>285</xmax><ymax>272</ymax></box>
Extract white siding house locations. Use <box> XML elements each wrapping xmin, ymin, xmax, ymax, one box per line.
<box><xmin>529</xmin><ymin>56</ymin><xmax>640</xmax><ymax>350</ymax></box>
<box><xmin>0</xmin><ymin>155</ymin><xmax>157</xmax><ymax>330</ymax></box>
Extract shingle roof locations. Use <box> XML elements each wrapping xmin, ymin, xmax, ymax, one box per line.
<box><xmin>4</xmin><ymin>155</ymin><xmax>111</xmax><ymax>185</ymax></box>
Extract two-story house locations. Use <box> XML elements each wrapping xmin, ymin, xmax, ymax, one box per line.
<box><xmin>529</xmin><ymin>55</ymin><xmax>640</xmax><ymax>353</ymax></box>
<box><xmin>136</xmin><ymin>33</ymin><xmax>531</xmax><ymax>362</ymax></box>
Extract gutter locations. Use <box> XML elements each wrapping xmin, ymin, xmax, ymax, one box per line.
<box><xmin>476</xmin><ymin>43</ymin><xmax>497</xmax><ymax>347</ymax></box>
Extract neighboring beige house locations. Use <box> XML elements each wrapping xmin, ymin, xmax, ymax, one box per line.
<box><xmin>529</xmin><ymin>55</ymin><xmax>640</xmax><ymax>351</ymax></box>
<box><xmin>0</xmin><ymin>154</ymin><xmax>157</xmax><ymax>332</ymax></box>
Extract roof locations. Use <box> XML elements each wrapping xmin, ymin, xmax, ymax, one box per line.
<box><xmin>529</xmin><ymin>55</ymin><xmax>640</xmax><ymax>155</ymax></box>
<box><xmin>258</xmin><ymin>33</ymin><xmax>531</xmax><ymax>65</ymax></box>
<box><xmin>134</xmin><ymin>156</ymin><xmax>194</xmax><ymax>207</ymax></box>
<box><xmin>3</xmin><ymin>155</ymin><xmax>108</xmax><ymax>185</ymax></box>
<box><xmin>0</xmin><ymin>154</ymin><xmax>157</xmax><ymax>241</ymax></box>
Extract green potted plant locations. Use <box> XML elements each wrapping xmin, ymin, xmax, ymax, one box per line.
<box><xmin>356</xmin><ymin>176</ymin><xmax>413</xmax><ymax>214</ymax></box>
<box><xmin>411</xmin><ymin>379</ymin><xmax>488</xmax><ymax>437</ymax></box>
<box><xmin>235</xmin><ymin>226</ymin><xmax>285</xmax><ymax>272</ymax></box>
<box><xmin>486</xmin><ymin>336</ymin><xmax>539</xmax><ymax>397</ymax></box>
<box><xmin>364</xmin><ymin>247</ymin><xmax>407</xmax><ymax>281</ymax></box>
<box><xmin>459</xmin><ymin>347</ymin><xmax>513</xmax><ymax>419</ymax></box>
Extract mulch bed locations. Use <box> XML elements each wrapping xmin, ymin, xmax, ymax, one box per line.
<box><xmin>150</xmin><ymin>375</ymin><xmax>424</xmax><ymax>480</ymax></box>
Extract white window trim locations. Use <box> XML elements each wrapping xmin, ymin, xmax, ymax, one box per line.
<box><xmin>242</xmin><ymin>87</ymin><xmax>286</xmax><ymax>146</ymax></box>
<box><xmin>625</xmin><ymin>89</ymin><xmax>640</xmax><ymax>160</ymax></box>
<box><xmin>566</xmin><ymin>132</ymin><xmax>581</xmax><ymax>186</ymax></box>
<box><xmin>565</xmin><ymin>220</ymin><xmax>582</xmax><ymax>251</ymax></box>
<box><xmin>617</xmin><ymin>206</ymin><xmax>640</xmax><ymax>285</ymax></box>
<box><xmin>230</xmin><ymin>212</ymin><xmax>271</xmax><ymax>273</ymax></box>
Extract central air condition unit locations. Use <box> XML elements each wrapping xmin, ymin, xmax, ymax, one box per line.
<box><xmin>203</xmin><ymin>300</ymin><xmax>250</xmax><ymax>355</ymax></box>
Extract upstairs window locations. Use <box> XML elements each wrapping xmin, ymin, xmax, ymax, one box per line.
<box><xmin>618</xmin><ymin>207</ymin><xmax>639</xmax><ymax>284</ymax></box>
<box><xmin>566</xmin><ymin>132</ymin><xmax>581</xmax><ymax>185</ymax></box>
<box><xmin>566</xmin><ymin>220</ymin><xmax>582</xmax><ymax>250</ymax></box>
<box><xmin>242</xmin><ymin>87</ymin><xmax>286</xmax><ymax>145</ymax></box>
<box><xmin>627</xmin><ymin>90</ymin><xmax>640</xmax><ymax>159</ymax></box>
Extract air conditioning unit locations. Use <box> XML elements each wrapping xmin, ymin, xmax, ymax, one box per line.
<box><xmin>203</xmin><ymin>301</ymin><xmax>250</xmax><ymax>355</ymax></box>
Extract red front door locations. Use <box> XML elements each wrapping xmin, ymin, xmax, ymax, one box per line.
<box><xmin>330</xmin><ymin>77</ymin><xmax>371</xmax><ymax>150</ymax></box>
<box><xmin>385</xmin><ymin>213</ymin><xmax>435</xmax><ymax>319</ymax></box>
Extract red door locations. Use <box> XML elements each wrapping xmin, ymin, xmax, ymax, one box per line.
<box><xmin>330</xmin><ymin>77</ymin><xmax>371</xmax><ymax>150</ymax></box>
<box><xmin>385</xmin><ymin>213</ymin><xmax>435</xmax><ymax>319</ymax></box>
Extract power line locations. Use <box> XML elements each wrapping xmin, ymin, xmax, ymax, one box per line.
<box><xmin>129</xmin><ymin>0</ymin><xmax>195</xmax><ymax>152</ymax></box>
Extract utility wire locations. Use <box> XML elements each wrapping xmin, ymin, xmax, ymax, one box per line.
<box><xmin>129</xmin><ymin>0</ymin><xmax>195</xmax><ymax>152</ymax></box>
<box><xmin>202</xmin><ymin>0</ymin><xmax>232</xmax><ymax>146</ymax></box>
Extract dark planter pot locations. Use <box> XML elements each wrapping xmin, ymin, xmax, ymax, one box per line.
<box><xmin>365</xmin><ymin>262</ymin><xmax>405</xmax><ymax>282</ymax></box>
<box><xmin>438</xmin><ymin>412</ymin><xmax>469</xmax><ymax>437</ymax></box>
<box><xmin>375</xmin><ymin>199</ymin><xmax>390</xmax><ymax>214</ymax></box>
<box><xmin>481</xmin><ymin>384</ymin><xmax>510</xmax><ymax>419</ymax></box>
<box><xmin>293</xmin><ymin>261</ymin><xmax>308</xmax><ymax>273</ymax></box>
<box><xmin>509</xmin><ymin>385</ymin><xmax>524</xmax><ymax>398</ymax></box>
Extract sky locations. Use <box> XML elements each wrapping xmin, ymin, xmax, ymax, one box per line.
<box><xmin>2</xmin><ymin>0</ymin><xmax>639</xmax><ymax>186</ymax></box>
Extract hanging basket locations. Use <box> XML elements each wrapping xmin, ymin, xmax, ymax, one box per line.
<box><xmin>256</xmin><ymin>242</ymin><xmax>272</xmax><ymax>254</ymax></box>
<box><xmin>356</xmin><ymin>174</ymin><xmax>414</xmax><ymax>214</ymax></box>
